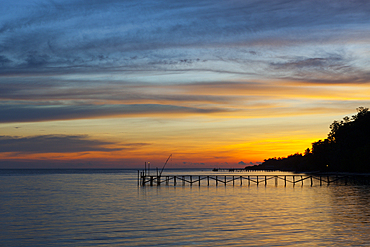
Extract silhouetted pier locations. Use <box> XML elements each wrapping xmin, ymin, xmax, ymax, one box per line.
<box><xmin>138</xmin><ymin>172</ymin><xmax>370</xmax><ymax>187</ymax></box>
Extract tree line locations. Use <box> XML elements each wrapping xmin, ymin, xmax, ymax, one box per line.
<box><xmin>247</xmin><ymin>107</ymin><xmax>370</xmax><ymax>173</ymax></box>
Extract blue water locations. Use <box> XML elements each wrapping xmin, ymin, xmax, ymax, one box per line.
<box><xmin>1</xmin><ymin>169</ymin><xmax>369</xmax><ymax>246</ymax></box>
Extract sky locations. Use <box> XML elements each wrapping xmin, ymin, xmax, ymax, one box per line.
<box><xmin>1</xmin><ymin>0</ymin><xmax>370</xmax><ymax>169</ymax></box>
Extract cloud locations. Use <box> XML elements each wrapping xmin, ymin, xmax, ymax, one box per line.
<box><xmin>238</xmin><ymin>161</ymin><xmax>246</xmax><ymax>166</ymax></box>
<box><xmin>0</xmin><ymin>104</ymin><xmax>226</xmax><ymax>123</ymax></box>
<box><xmin>270</xmin><ymin>56</ymin><xmax>343</xmax><ymax>70</ymax></box>
<box><xmin>266</xmin><ymin>54</ymin><xmax>369</xmax><ymax>83</ymax></box>
<box><xmin>1</xmin><ymin>0</ymin><xmax>370</xmax><ymax>76</ymax></box>
<box><xmin>0</xmin><ymin>135</ymin><xmax>130</xmax><ymax>153</ymax></box>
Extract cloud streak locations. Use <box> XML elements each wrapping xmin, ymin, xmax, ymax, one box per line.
<box><xmin>0</xmin><ymin>135</ymin><xmax>127</xmax><ymax>153</ymax></box>
<box><xmin>0</xmin><ymin>103</ymin><xmax>227</xmax><ymax>123</ymax></box>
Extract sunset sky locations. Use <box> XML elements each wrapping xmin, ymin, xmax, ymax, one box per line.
<box><xmin>1</xmin><ymin>0</ymin><xmax>370</xmax><ymax>169</ymax></box>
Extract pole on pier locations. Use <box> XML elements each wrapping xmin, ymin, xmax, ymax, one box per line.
<box><xmin>240</xmin><ymin>176</ymin><xmax>243</xmax><ymax>186</ymax></box>
<box><xmin>284</xmin><ymin>176</ymin><xmax>286</xmax><ymax>187</ymax></box>
<box><xmin>293</xmin><ymin>176</ymin><xmax>295</xmax><ymax>186</ymax></box>
<box><xmin>225</xmin><ymin>176</ymin><xmax>227</xmax><ymax>186</ymax></box>
<box><xmin>327</xmin><ymin>176</ymin><xmax>330</xmax><ymax>185</ymax></box>
<box><xmin>150</xmin><ymin>176</ymin><xmax>154</xmax><ymax>186</ymax></box>
<box><xmin>256</xmin><ymin>176</ymin><xmax>258</xmax><ymax>186</ymax></box>
<box><xmin>216</xmin><ymin>176</ymin><xmax>218</xmax><ymax>186</ymax></box>
<box><xmin>301</xmin><ymin>176</ymin><xmax>303</xmax><ymax>186</ymax></box>
<box><xmin>320</xmin><ymin>176</ymin><xmax>322</xmax><ymax>186</ymax></box>
<box><xmin>174</xmin><ymin>176</ymin><xmax>177</xmax><ymax>186</ymax></box>
<box><xmin>159</xmin><ymin>154</ymin><xmax>172</xmax><ymax>177</ymax></box>
<box><xmin>265</xmin><ymin>176</ymin><xmax>267</xmax><ymax>186</ymax></box>
<box><xmin>310</xmin><ymin>176</ymin><xmax>313</xmax><ymax>186</ymax></box>
<box><xmin>156</xmin><ymin>167</ymin><xmax>160</xmax><ymax>186</ymax></box>
<box><xmin>199</xmin><ymin>176</ymin><xmax>201</xmax><ymax>186</ymax></box>
<box><xmin>182</xmin><ymin>176</ymin><xmax>185</xmax><ymax>186</ymax></box>
<box><xmin>142</xmin><ymin>172</ymin><xmax>146</xmax><ymax>186</ymax></box>
<box><xmin>207</xmin><ymin>176</ymin><xmax>210</xmax><ymax>186</ymax></box>
<box><xmin>275</xmin><ymin>176</ymin><xmax>278</xmax><ymax>187</ymax></box>
<box><xmin>248</xmin><ymin>176</ymin><xmax>250</xmax><ymax>186</ymax></box>
<box><xmin>190</xmin><ymin>176</ymin><xmax>192</xmax><ymax>186</ymax></box>
<box><xmin>233</xmin><ymin>176</ymin><xmax>235</xmax><ymax>186</ymax></box>
<box><xmin>144</xmin><ymin>162</ymin><xmax>147</xmax><ymax>176</ymax></box>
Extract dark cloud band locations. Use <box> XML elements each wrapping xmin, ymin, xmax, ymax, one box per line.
<box><xmin>0</xmin><ymin>135</ymin><xmax>122</xmax><ymax>153</ymax></box>
<box><xmin>0</xmin><ymin>104</ymin><xmax>225</xmax><ymax>123</ymax></box>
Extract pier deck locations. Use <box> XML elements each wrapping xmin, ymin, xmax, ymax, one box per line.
<box><xmin>138</xmin><ymin>172</ymin><xmax>370</xmax><ymax>187</ymax></box>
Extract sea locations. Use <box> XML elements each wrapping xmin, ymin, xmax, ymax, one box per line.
<box><xmin>0</xmin><ymin>169</ymin><xmax>369</xmax><ymax>246</ymax></box>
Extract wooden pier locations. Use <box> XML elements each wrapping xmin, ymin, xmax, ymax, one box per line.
<box><xmin>138</xmin><ymin>172</ymin><xmax>370</xmax><ymax>187</ymax></box>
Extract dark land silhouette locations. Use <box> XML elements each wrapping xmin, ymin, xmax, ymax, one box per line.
<box><xmin>247</xmin><ymin>107</ymin><xmax>370</xmax><ymax>173</ymax></box>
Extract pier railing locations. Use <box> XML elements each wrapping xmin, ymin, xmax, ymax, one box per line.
<box><xmin>138</xmin><ymin>172</ymin><xmax>370</xmax><ymax>187</ymax></box>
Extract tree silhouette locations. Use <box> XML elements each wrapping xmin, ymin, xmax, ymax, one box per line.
<box><xmin>249</xmin><ymin>107</ymin><xmax>370</xmax><ymax>173</ymax></box>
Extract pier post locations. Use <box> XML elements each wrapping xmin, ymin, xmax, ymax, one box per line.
<box><xmin>207</xmin><ymin>176</ymin><xmax>209</xmax><ymax>186</ymax></box>
<box><xmin>142</xmin><ymin>173</ymin><xmax>146</xmax><ymax>186</ymax></box>
<box><xmin>174</xmin><ymin>176</ymin><xmax>177</xmax><ymax>186</ymax></box>
<box><xmin>293</xmin><ymin>176</ymin><xmax>295</xmax><ymax>186</ymax></box>
<box><xmin>301</xmin><ymin>176</ymin><xmax>303</xmax><ymax>186</ymax></box>
<box><xmin>233</xmin><ymin>176</ymin><xmax>235</xmax><ymax>186</ymax></box>
<box><xmin>166</xmin><ymin>176</ymin><xmax>169</xmax><ymax>185</ymax></box>
<box><xmin>150</xmin><ymin>176</ymin><xmax>154</xmax><ymax>186</ymax></box>
<box><xmin>190</xmin><ymin>176</ymin><xmax>192</xmax><ymax>186</ymax></box>
<box><xmin>199</xmin><ymin>176</ymin><xmax>201</xmax><ymax>186</ymax></box>
<box><xmin>248</xmin><ymin>176</ymin><xmax>250</xmax><ymax>186</ymax></box>
<box><xmin>240</xmin><ymin>176</ymin><xmax>243</xmax><ymax>186</ymax></box>
<box><xmin>225</xmin><ymin>176</ymin><xmax>227</xmax><ymax>186</ymax></box>
<box><xmin>182</xmin><ymin>176</ymin><xmax>185</xmax><ymax>186</ymax></box>
<box><xmin>157</xmin><ymin>176</ymin><xmax>160</xmax><ymax>186</ymax></box>
<box><xmin>275</xmin><ymin>176</ymin><xmax>278</xmax><ymax>187</ymax></box>
<box><xmin>284</xmin><ymin>176</ymin><xmax>286</xmax><ymax>187</ymax></box>
<box><xmin>310</xmin><ymin>176</ymin><xmax>313</xmax><ymax>187</ymax></box>
<box><xmin>256</xmin><ymin>176</ymin><xmax>259</xmax><ymax>186</ymax></box>
<box><xmin>140</xmin><ymin>172</ymin><xmax>145</xmax><ymax>186</ymax></box>
<box><xmin>265</xmin><ymin>176</ymin><xmax>267</xmax><ymax>186</ymax></box>
<box><xmin>327</xmin><ymin>176</ymin><xmax>330</xmax><ymax>185</ymax></box>
<box><xmin>216</xmin><ymin>176</ymin><xmax>218</xmax><ymax>186</ymax></box>
<box><xmin>320</xmin><ymin>176</ymin><xmax>322</xmax><ymax>186</ymax></box>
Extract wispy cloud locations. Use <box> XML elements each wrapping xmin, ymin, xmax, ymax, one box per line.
<box><xmin>1</xmin><ymin>0</ymin><xmax>370</xmax><ymax>76</ymax></box>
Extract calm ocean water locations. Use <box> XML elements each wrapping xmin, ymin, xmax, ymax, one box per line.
<box><xmin>0</xmin><ymin>169</ymin><xmax>369</xmax><ymax>246</ymax></box>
